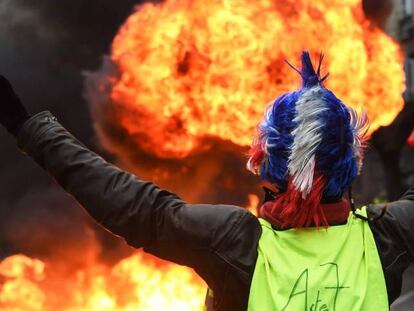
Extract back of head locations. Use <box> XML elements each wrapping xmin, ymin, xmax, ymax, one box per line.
<box><xmin>247</xmin><ymin>51</ymin><xmax>368</xmax><ymax>228</ymax></box>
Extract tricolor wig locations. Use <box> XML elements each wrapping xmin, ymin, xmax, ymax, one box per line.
<box><xmin>247</xmin><ymin>51</ymin><xmax>369</xmax><ymax>227</ymax></box>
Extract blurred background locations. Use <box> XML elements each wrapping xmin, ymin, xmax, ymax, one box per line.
<box><xmin>0</xmin><ymin>0</ymin><xmax>413</xmax><ymax>310</ymax></box>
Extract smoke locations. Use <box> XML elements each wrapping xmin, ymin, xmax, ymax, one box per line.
<box><xmin>1</xmin><ymin>188</ymin><xmax>100</xmax><ymax>269</ymax></box>
<box><xmin>0</xmin><ymin>0</ymin><xmax>147</xmax><ymax>260</ymax></box>
<box><xmin>362</xmin><ymin>0</ymin><xmax>392</xmax><ymax>29</ymax></box>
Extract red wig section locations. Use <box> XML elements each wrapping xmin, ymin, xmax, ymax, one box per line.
<box><xmin>247</xmin><ymin>142</ymin><xmax>265</xmax><ymax>173</ymax></box>
<box><xmin>265</xmin><ymin>174</ymin><xmax>328</xmax><ymax>228</ymax></box>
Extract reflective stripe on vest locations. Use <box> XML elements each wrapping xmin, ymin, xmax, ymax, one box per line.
<box><xmin>248</xmin><ymin>207</ymin><xmax>388</xmax><ymax>311</ymax></box>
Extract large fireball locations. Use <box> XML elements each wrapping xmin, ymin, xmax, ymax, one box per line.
<box><xmin>105</xmin><ymin>0</ymin><xmax>405</xmax><ymax>159</ymax></box>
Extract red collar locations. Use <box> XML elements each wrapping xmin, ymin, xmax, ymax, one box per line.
<box><xmin>259</xmin><ymin>198</ymin><xmax>351</xmax><ymax>229</ymax></box>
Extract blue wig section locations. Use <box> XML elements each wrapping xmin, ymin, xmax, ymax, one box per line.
<box><xmin>300</xmin><ymin>51</ymin><xmax>319</xmax><ymax>88</ymax></box>
<box><xmin>259</xmin><ymin>91</ymin><xmax>300</xmax><ymax>191</ymax></box>
<box><xmin>316</xmin><ymin>90</ymin><xmax>358</xmax><ymax>196</ymax></box>
<box><xmin>258</xmin><ymin>51</ymin><xmax>358</xmax><ymax>196</ymax></box>
<box><xmin>286</xmin><ymin>51</ymin><xmax>329</xmax><ymax>88</ymax></box>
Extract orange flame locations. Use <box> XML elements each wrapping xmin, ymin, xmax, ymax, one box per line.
<box><xmin>109</xmin><ymin>0</ymin><xmax>405</xmax><ymax>159</ymax></box>
<box><xmin>247</xmin><ymin>193</ymin><xmax>260</xmax><ymax>216</ymax></box>
<box><xmin>0</xmin><ymin>194</ymin><xmax>258</xmax><ymax>310</ymax></box>
<box><xmin>0</xmin><ymin>253</ymin><xmax>205</xmax><ymax>310</ymax></box>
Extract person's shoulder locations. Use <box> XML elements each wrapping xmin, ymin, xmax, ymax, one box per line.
<box><xmin>187</xmin><ymin>204</ymin><xmax>261</xmax><ymax>249</ymax></box>
<box><xmin>366</xmin><ymin>199</ymin><xmax>414</xmax><ymax>259</ymax></box>
<box><xmin>366</xmin><ymin>200</ymin><xmax>414</xmax><ymax>303</ymax></box>
<box><xmin>367</xmin><ymin>198</ymin><xmax>414</xmax><ymax>227</ymax></box>
<box><xmin>183</xmin><ymin>203</ymin><xmax>260</xmax><ymax>234</ymax></box>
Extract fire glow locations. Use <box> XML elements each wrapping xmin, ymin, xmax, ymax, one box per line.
<box><xmin>0</xmin><ymin>253</ymin><xmax>205</xmax><ymax>310</ymax></box>
<box><xmin>109</xmin><ymin>0</ymin><xmax>404</xmax><ymax>159</ymax></box>
<box><xmin>1</xmin><ymin>0</ymin><xmax>406</xmax><ymax>310</ymax></box>
<box><xmin>0</xmin><ymin>195</ymin><xmax>259</xmax><ymax>310</ymax></box>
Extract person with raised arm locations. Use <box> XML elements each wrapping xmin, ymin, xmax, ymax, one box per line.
<box><xmin>0</xmin><ymin>52</ymin><xmax>413</xmax><ymax>310</ymax></box>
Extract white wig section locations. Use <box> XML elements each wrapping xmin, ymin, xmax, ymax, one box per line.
<box><xmin>288</xmin><ymin>86</ymin><xmax>328</xmax><ymax>198</ymax></box>
<box><xmin>246</xmin><ymin>100</ymin><xmax>277</xmax><ymax>174</ymax></box>
<box><xmin>348</xmin><ymin>106</ymin><xmax>369</xmax><ymax>174</ymax></box>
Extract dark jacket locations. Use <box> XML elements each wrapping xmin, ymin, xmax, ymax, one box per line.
<box><xmin>17</xmin><ymin>111</ymin><xmax>414</xmax><ymax>310</ymax></box>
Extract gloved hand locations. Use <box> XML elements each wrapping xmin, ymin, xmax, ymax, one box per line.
<box><xmin>0</xmin><ymin>75</ymin><xmax>30</xmax><ymax>136</ymax></box>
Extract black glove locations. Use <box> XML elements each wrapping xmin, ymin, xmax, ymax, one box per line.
<box><xmin>0</xmin><ymin>75</ymin><xmax>30</xmax><ymax>136</ymax></box>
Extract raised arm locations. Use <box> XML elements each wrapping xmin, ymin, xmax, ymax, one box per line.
<box><xmin>17</xmin><ymin>110</ymin><xmax>187</xmax><ymax>249</ymax></box>
<box><xmin>0</xmin><ymin>76</ymin><xmax>258</xmax><ymax>270</ymax></box>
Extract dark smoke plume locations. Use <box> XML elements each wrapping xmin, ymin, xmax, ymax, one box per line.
<box><xmin>362</xmin><ymin>0</ymin><xmax>392</xmax><ymax>29</ymax></box>
<box><xmin>0</xmin><ymin>0</ymin><xmax>146</xmax><ymax>261</ymax></box>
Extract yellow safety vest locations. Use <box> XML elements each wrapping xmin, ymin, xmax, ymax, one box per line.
<box><xmin>248</xmin><ymin>207</ymin><xmax>388</xmax><ymax>310</ymax></box>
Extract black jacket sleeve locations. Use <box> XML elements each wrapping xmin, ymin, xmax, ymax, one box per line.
<box><xmin>401</xmin><ymin>186</ymin><xmax>414</xmax><ymax>201</ymax></box>
<box><xmin>16</xmin><ymin>111</ymin><xmax>257</xmax><ymax>272</ymax></box>
<box><xmin>368</xmin><ymin>184</ymin><xmax>414</xmax><ymax>303</ymax></box>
